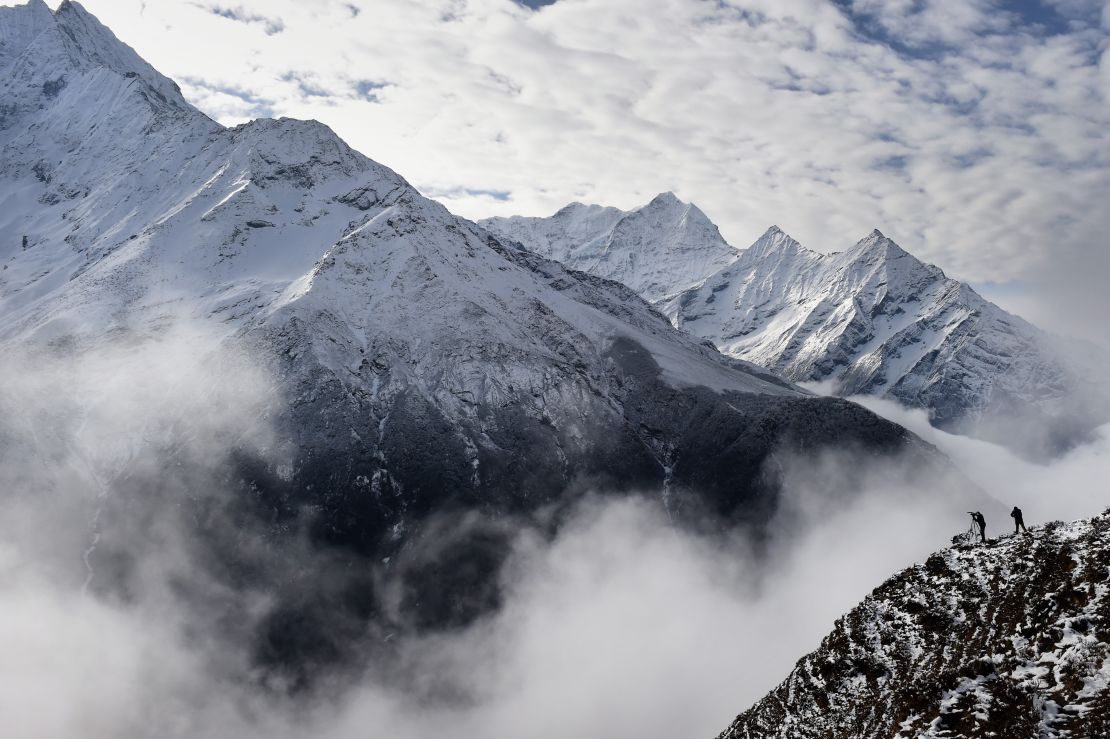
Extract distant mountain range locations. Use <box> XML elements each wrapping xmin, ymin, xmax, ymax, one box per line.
<box><xmin>484</xmin><ymin>198</ymin><xmax>1109</xmax><ymax>458</ymax></box>
<box><xmin>0</xmin><ymin>0</ymin><xmax>946</xmax><ymax>671</ymax></box>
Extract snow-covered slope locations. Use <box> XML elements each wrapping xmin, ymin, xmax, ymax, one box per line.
<box><xmin>480</xmin><ymin>192</ymin><xmax>740</xmax><ymax>302</ymax></box>
<box><xmin>0</xmin><ymin>1</ymin><xmax>946</xmax><ymax>642</ymax></box>
<box><xmin>490</xmin><ymin>191</ymin><xmax>1108</xmax><ymax>458</ymax></box>
<box><xmin>665</xmin><ymin>227</ymin><xmax>1109</xmax><ymax>457</ymax></box>
<box><xmin>718</xmin><ymin>511</ymin><xmax>1110</xmax><ymax>738</ymax></box>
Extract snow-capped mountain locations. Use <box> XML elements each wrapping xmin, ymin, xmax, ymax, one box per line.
<box><xmin>718</xmin><ymin>511</ymin><xmax>1110</xmax><ymax>738</ymax></box>
<box><xmin>665</xmin><ymin>227</ymin><xmax>1109</xmax><ymax>458</ymax></box>
<box><xmin>487</xmin><ymin>198</ymin><xmax>1109</xmax><ymax>458</ymax></box>
<box><xmin>479</xmin><ymin>192</ymin><xmax>740</xmax><ymax>302</ymax></box>
<box><xmin>0</xmin><ymin>1</ymin><xmax>944</xmax><ymax>647</ymax></box>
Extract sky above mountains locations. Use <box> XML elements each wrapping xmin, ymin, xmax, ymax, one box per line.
<box><xmin>7</xmin><ymin>0</ymin><xmax>1109</xmax><ymax>343</ymax></box>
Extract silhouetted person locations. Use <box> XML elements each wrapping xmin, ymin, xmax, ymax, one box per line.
<box><xmin>1011</xmin><ymin>506</ymin><xmax>1028</xmax><ymax>534</ymax></box>
<box><xmin>970</xmin><ymin>511</ymin><xmax>986</xmax><ymax>543</ymax></box>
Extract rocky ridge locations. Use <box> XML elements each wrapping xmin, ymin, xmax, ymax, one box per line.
<box><xmin>718</xmin><ymin>512</ymin><xmax>1110</xmax><ymax>738</ymax></box>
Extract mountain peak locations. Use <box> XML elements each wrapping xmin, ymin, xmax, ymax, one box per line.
<box><xmin>56</xmin><ymin>0</ymin><xmax>86</xmax><ymax>14</ymax></box>
<box><xmin>646</xmin><ymin>191</ymin><xmax>684</xmax><ymax>209</ymax></box>
<box><xmin>13</xmin><ymin>0</ymin><xmax>193</xmax><ymax>113</ymax></box>
<box><xmin>850</xmin><ymin>228</ymin><xmax>912</xmax><ymax>262</ymax></box>
<box><xmin>16</xmin><ymin>0</ymin><xmax>50</xmax><ymax>13</ymax></box>
<box><xmin>0</xmin><ymin>0</ymin><xmax>54</xmax><ymax>47</ymax></box>
<box><xmin>746</xmin><ymin>225</ymin><xmax>803</xmax><ymax>258</ymax></box>
<box><xmin>55</xmin><ymin>0</ymin><xmax>117</xmax><ymax>39</ymax></box>
<box><xmin>855</xmin><ymin>228</ymin><xmax>890</xmax><ymax>247</ymax></box>
<box><xmin>482</xmin><ymin>191</ymin><xmax>737</xmax><ymax>301</ymax></box>
<box><xmin>552</xmin><ymin>201</ymin><xmax>588</xmax><ymax>217</ymax></box>
<box><xmin>634</xmin><ymin>192</ymin><xmax>724</xmax><ymax>235</ymax></box>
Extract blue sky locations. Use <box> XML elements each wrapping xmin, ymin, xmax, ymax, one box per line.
<box><xmin>7</xmin><ymin>0</ymin><xmax>1110</xmax><ymax>341</ymax></box>
<box><xmin>836</xmin><ymin>0</ymin><xmax>1090</xmax><ymax>48</ymax></box>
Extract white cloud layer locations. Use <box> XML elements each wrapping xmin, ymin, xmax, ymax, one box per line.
<box><xmin>848</xmin><ymin>393</ymin><xmax>1110</xmax><ymax>526</ymax></box>
<box><xmin>2</xmin><ymin>328</ymin><xmax>1109</xmax><ymax>739</ymax></box>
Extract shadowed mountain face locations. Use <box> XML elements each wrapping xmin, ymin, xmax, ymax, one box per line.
<box><xmin>0</xmin><ymin>0</ymin><xmax>952</xmax><ymax>680</ymax></box>
<box><xmin>485</xmin><ymin>201</ymin><xmax>1110</xmax><ymax>460</ymax></box>
<box><xmin>717</xmin><ymin>512</ymin><xmax>1110</xmax><ymax>739</ymax></box>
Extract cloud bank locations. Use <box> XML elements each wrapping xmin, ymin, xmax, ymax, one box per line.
<box><xmin>3</xmin><ymin>328</ymin><xmax>1108</xmax><ymax>739</ymax></box>
<box><xmin>848</xmin><ymin>393</ymin><xmax>1110</xmax><ymax>527</ymax></box>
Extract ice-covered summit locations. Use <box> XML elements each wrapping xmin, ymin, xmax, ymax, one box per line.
<box><xmin>1</xmin><ymin>0</ymin><xmax>191</xmax><ymax>123</ymax></box>
<box><xmin>481</xmin><ymin>191</ymin><xmax>741</xmax><ymax>302</ymax></box>
<box><xmin>745</xmin><ymin>225</ymin><xmax>803</xmax><ymax>258</ymax></box>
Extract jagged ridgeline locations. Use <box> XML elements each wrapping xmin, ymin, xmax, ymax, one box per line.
<box><xmin>718</xmin><ymin>513</ymin><xmax>1110</xmax><ymax>739</ymax></box>
<box><xmin>484</xmin><ymin>200</ymin><xmax>1110</xmax><ymax>460</ymax></box>
<box><xmin>1</xmin><ymin>0</ymin><xmax>953</xmax><ymax>680</ymax></box>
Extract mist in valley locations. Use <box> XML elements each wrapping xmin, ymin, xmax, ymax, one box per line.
<box><xmin>1</xmin><ymin>325</ymin><xmax>1106</xmax><ymax>739</ymax></box>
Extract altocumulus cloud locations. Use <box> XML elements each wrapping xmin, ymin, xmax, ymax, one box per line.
<box><xmin>9</xmin><ymin>0</ymin><xmax>1110</xmax><ymax>341</ymax></box>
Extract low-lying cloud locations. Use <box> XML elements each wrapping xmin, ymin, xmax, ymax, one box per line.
<box><xmin>848</xmin><ymin>394</ymin><xmax>1110</xmax><ymax>528</ymax></box>
<box><xmin>1</xmin><ymin>330</ymin><xmax>1108</xmax><ymax>739</ymax></box>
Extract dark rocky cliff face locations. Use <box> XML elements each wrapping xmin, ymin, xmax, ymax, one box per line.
<box><xmin>717</xmin><ymin>512</ymin><xmax>1110</xmax><ymax>739</ymax></box>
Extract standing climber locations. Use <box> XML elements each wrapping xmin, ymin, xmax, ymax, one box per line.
<box><xmin>1011</xmin><ymin>506</ymin><xmax>1028</xmax><ymax>535</ymax></box>
<box><xmin>969</xmin><ymin>511</ymin><xmax>987</xmax><ymax>543</ymax></box>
